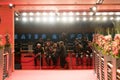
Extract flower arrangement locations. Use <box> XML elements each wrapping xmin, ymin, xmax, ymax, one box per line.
<box><xmin>112</xmin><ymin>34</ymin><xmax>120</xmax><ymax>58</ymax></box>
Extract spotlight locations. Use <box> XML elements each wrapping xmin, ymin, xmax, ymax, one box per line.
<box><xmin>96</xmin><ymin>0</ymin><xmax>104</xmax><ymax>5</ymax></box>
<box><xmin>36</xmin><ymin>12</ymin><xmax>41</xmax><ymax>16</ymax></box>
<box><xmin>116</xmin><ymin>17</ymin><xmax>120</xmax><ymax>21</ymax></box>
<box><xmin>62</xmin><ymin>12</ymin><xmax>67</xmax><ymax>16</ymax></box>
<box><xmin>90</xmin><ymin>6</ymin><xmax>97</xmax><ymax>12</ymax></box>
<box><xmin>15</xmin><ymin>17</ymin><xmax>19</xmax><ymax>21</ymax></box>
<box><xmin>42</xmin><ymin>17</ymin><xmax>47</xmax><ymax>22</ymax></box>
<box><xmin>89</xmin><ymin>12</ymin><xmax>94</xmax><ymax>16</ymax></box>
<box><xmin>89</xmin><ymin>17</ymin><xmax>93</xmax><ymax>21</ymax></box>
<box><xmin>57</xmin><ymin>17</ymin><xmax>60</xmax><ymax>21</ymax></box>
<box><xmin>62</xmin><ymin>17</ymin><xmax>67</xmax><ymax>22</ymax></box>
<box><xmin>96</xmin><ymin>17</ymin><xmax>100</xmax><ymax>21</ymax></box>
<box><xmin>115</xmin><ymin>12</ymin><xmax>120</xmax><ymax>15</ymax></box>
<box><xmin>22</xmin><ymin>12</ymin><xmax>27</xmax><ymax>16</ymax></box>
<box><xmin>49</xmin><ymin>12</ymin><xmax>55</xmax><ymax>16</ymax></box>
<box><xmin>82</xmin><ymin>12</ymin><xmax>87</xmax><ymax>15</ymax></box>
<box><xmin>49</xmin><ymin>17</ymin><xmax>55</xmax><ymax>22</ymax></box>
<box><xmin>22</xmin><ymin>17</ymin><xmax>28</xmax><ymax>22</ymax></box>
<box><xmin>75</xmin><ymin>12</ymin><xmax>80</xmax><ymax>15</ymax></box>
<box><xmin>95</xmin><ymin>12</ymin><xmax>101</xmax><ymax>15</ymax></box>
<box><xmin>9</xmin><ymin>3</ymin><xmax>15</xmax><ymax>9</ymax></box>
<box><xmin>76</xmin><ymin>17</ymin><xmax>80</xmax><ymax>21</ymax></box>
<box><xmin>110</xmin><ymin>17</ymin><xmax>114</xmax><ymax>20</ymax></box>
<box><xmin>108</xmin><ymin>12</ymin><xmax>114</xmax><ymax>15</ymax></box>
<box><xmin>68</xmin><ymin>17</ymin><xmax>74</xmax><ymax>22</ymax></box>
<box><xmin>102</xmin><ymin>17</ymin><xmax>108</xmax><ymax>21</ymax></box>
<box><xmin>42</xmin><ymin>12</ymin><xmax>47</xmax><ymax>16</ymax></box>
<box><xmin>102</xmin><ymin>12</ymin><xmax>108</xmax><ymax>15</ymax></box>
<box><xmin>29</xmin><ymin>12</ymin><xmax>34</xmax><ymax>16</ymax></box>
<box><xmin>68</xmin><ymin>12</ymin><xmax>74</xmax><ymax>16</ymax></box>
<box><xmin>29</xmin><ymin>17</ymin><xmax>34</xmax><ymax>22</ymax></box>
<box><xmin>83</xmin><ymin>17</ymin><xmax>87</xmax><ymax>21</ymax></box>
<box><xmin>35</xmin><ymin>17</ymin><xmax>40</xmax><ymax>22</ymax></box>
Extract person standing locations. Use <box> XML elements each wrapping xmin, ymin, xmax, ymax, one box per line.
<box><xmin>59</xmin><ymin>41</ymin><xmax>68</xmax><ymax>69</ymax></box>
<box><xmin>33</xmin><ymin>43</ymin><xmax>44</xmax><ymax>66</ymax></box>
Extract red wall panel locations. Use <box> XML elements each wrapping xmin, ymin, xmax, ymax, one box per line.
<box><xmin>0</xmin><ymin>5</ymin><xmax>14</xmax><ymax>50</ymax></box>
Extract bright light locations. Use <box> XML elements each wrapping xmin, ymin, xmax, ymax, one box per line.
<box><xmin>57</xmin><ymin>17</ymin><xmax>60</xmax><ymax>21</ymax></box>
<box><xmin>95</xmin><ymin>12</ymin><xmax>101</xmax><ymax>15</ymax></box>
<box><xmin>15</xmin><ymin>17</ymin><xmax>19</xmax><ymax>21</ymax></box>
<box><xmin>102</xmin><ymin>12</ymin><xmax>108</xmax><ymax>15</ymax></box>
<box><xmin>89</xmin><ymin>17</ymin><xmax>93</xmax><ymax>21</ymax></box>
<box><xmin>22</xmin><ymin>12</ymin><xmax>27</xmax><ymax>16</ymax></box>
<box><xmin>42</xmin><ymin>12</ymin><xmax>47</xmax><ymax>16</ymax></box>
<box><xmin>22</xmin><ymin>17</ymin><xmax>28</xmax><ymax>22</ymax></box>
<box><xmin>36</xmin><ymin>12</ymin><xmax>41</xmax><ymax>16</ymax></box>
<box><xmin>62</xmin><ymin>12</ymin><xmax>67</xmax><ymax>15</ymax></box>
<box><xmin>49</xmin><ymin>12</ymin><xmax>55</xmax><ymax>16</ymax></box>
<box><xmin>68</xmin><ymin>12</ymin><xmax>74</xmax><ymax>16</ymax></box>
<box><xmin>29</xmin><ymin>17</ymin><xmax>34</xmax><ymax>22</ymax></box>
<box><xmin>9</xmin><ymin>3</ymin><xmax>13</xmax><ymax>7</ymax></box>
<box><xmin>116</xmin><ymin>17</ymin><xmax>120</xmax><ymax>21</ymax></box>
<box><xmin>89</xmin><ymin>12</ymin><xmax>94</xmax><ymax>16</ymax></box>
<box><xmin>49</xmin><ymin>17</ymin><xmax>55</xmax><ymax>22</ymax></box>
<box><xmin>42</xmin><ymin>17</ymin><xmax>47</xmax><ymax>22</ymax></box>
<box><xmin>96</xmin><ymin>17</ymin><xmax>100</xmax><ymax>21</ymax></box>
<box><xmin>115</xmin><ymin>12</ymin><xmax>120</xmax><ymax>15</ymax></box>
<box><xmin>110</xmin><ymin>17</ymin><xmax>114</xmax><ymax>20</ymax></box>
<box><xmin>68</xmin><ymin>17</ymin><xmax>74</xmax><ymax>22</ymax></box>
<box><xmin>75</xmin><ymin>12</ymin><xmax>80</xmax><ymax>15</ymax></box>
<box><xmin>76</xmin><ymin>17</ymin><xmax>80</xmax><ymax>21</ymax></box>
<box><xmin>108</xmin><ymin>12</ymin><xmax>114</xmax><ymax>15</ymax></box>
<box><xmin>91</xmin><ymin>6</ymin><xmax>97</xmax><ymax>12</ymax></box>
<box><xmin>29</xmin><ymin>12</ymin><xmax>34</xmax><ymax>16</ymax></box>
<box><xmin>62</xmin><ymin>17</ymin><xmax>67</xmax><ymax>22</ymax></box>
<box><xmin>82</xmin><ymin>12</ymin><xmax>87</xmax><ymax>15</ymax></box>
<box><xmin>102</xmin><ymin>17</ymin><xmax>108</xmax><ymax>21</ymax></box>
<box><xmin>83</xmin><ymin>17</ymin><xmax>87</xmax><ymax>21</ymax></box>
<box><xmin>35</xmin><ymin>17</ymin><xmax>40</xmax><ymax>22</ymax></box>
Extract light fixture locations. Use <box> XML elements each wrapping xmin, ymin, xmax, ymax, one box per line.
<box><xmin>22</xmin><ymin>12</ymin><xmax>27</xmax><ymax>16</ymax></box>
<box><xmin>29</xmin><ymin>17</ymin><xmax>34</xmax><ymax>22</ymax></box>
<box><xmin>29</xmin><ymin>12</ymin><xmax>34</xmax><ymax>16</ymax></box>
<box><xmin>35</xmin><ymin>17</ymin><xmax>40</xmax><ymax>22</ymax></box>
<box><xmin>90</xmin><ymin>6</ymin><xmax>97</xmax><ymax>12</ymax></box>
<box><xmin>75</xmin><ymin>12</ymin><xmax>80</xmax><ymax>15</ymax></box>
<box><xmin>82</xmin><ymin>12</ymin><xmax>87</xmax><ymax>15</ymax></box>
<box><xmin>15</xmin><ymin>17</ymin><xmax>19</xmax><ymax>21</ymax></box>
<box><xmin>96</xmin><ymin>0</ymin><xmax>104</xmax><ymax>5</ymax></box>
<box><xmin>96</xmin><ymin>17</ymin><xmax>100</xmax><ymax>21</ymax></box>
<box><xmin>22</xmin><ymin>17</ymin><xmax>28</xmax><ymax>22</ymax></box>
<box><xmin>76</xmin><ymin>17</ymin><xmax>80</xmax><ymax>21</ymax></box>
<box><xmin>9</xmin><ymin>3</ymin><xmax>15</xmax><ymax>9</ymax></box>
<box><xmin>110</xmin><ymin>17</ymin><xmax>114</xmax><ymax>20</ymax></box>
<box><xmin>102</xmin><ymin>17</ymin><xmax>108</xmax><ymax>21</ymax></box>
<box><xmin>36</xmin><ymin>12</ymin><xmax>41</xmax><ymax>16</ymax></box>
<box><xmin>68</xmin><ymin>12</ymin><xmax>74</xmax><ymax>16</ymax></box>
<box><xmin>83</xmin><ymin>17</ymin><xmax>87</xmax><ymax>21</ymax></box>
<box><xmin>89</xmin><ymin>17</ymin><xmax>93</xmax><ymax>21</ymax></box>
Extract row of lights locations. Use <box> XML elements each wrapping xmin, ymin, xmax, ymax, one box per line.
<box><xmin>15</xmin><ymin>16</ymin><xmax>120</xmax><ymax>22</ymax></box>
<box><xmin>16</xmin><ymin>12</ymin><xmax>120</xmax><ymax>17</ymax></box>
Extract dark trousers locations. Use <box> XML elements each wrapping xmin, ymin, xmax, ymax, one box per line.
<box><xmin>60</xmin><ymin>55</ymin><xmax>67</xmax><ymax>68</ymax></box>
<box><xmin>45</xmin><ymin>54</ymin><xmax>52</xmax><ymax>66</ymax></box>
<box><xmin>34</xmin><ymin>55</ymin><xmax>43</xmax><ymax>66</ymax></box>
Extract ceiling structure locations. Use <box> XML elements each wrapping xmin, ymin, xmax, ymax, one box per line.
<box><xmin>0</xmin><ymin>0</ymin><xmax>120</xmax><ymax>12</ymax></box>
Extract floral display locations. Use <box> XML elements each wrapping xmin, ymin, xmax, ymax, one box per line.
<box><xmin>93</xmin><ymin>33</ymin><xmax>120</xmax><ymax>58</ymax></box>
<box><xmin>112</xmin><ymin>34</ymin><xmax>120</xmax><ymax>58</ymax></box>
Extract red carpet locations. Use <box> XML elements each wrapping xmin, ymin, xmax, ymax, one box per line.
<box><xmin>19</xmin><ymin>53</ymin><xmax>93</xmax><ymax>70</ymax></box>
<box><xmin>7</xmin><ymin>70</ymin><xmax>97</xmax><ymax>80</ymax></box>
